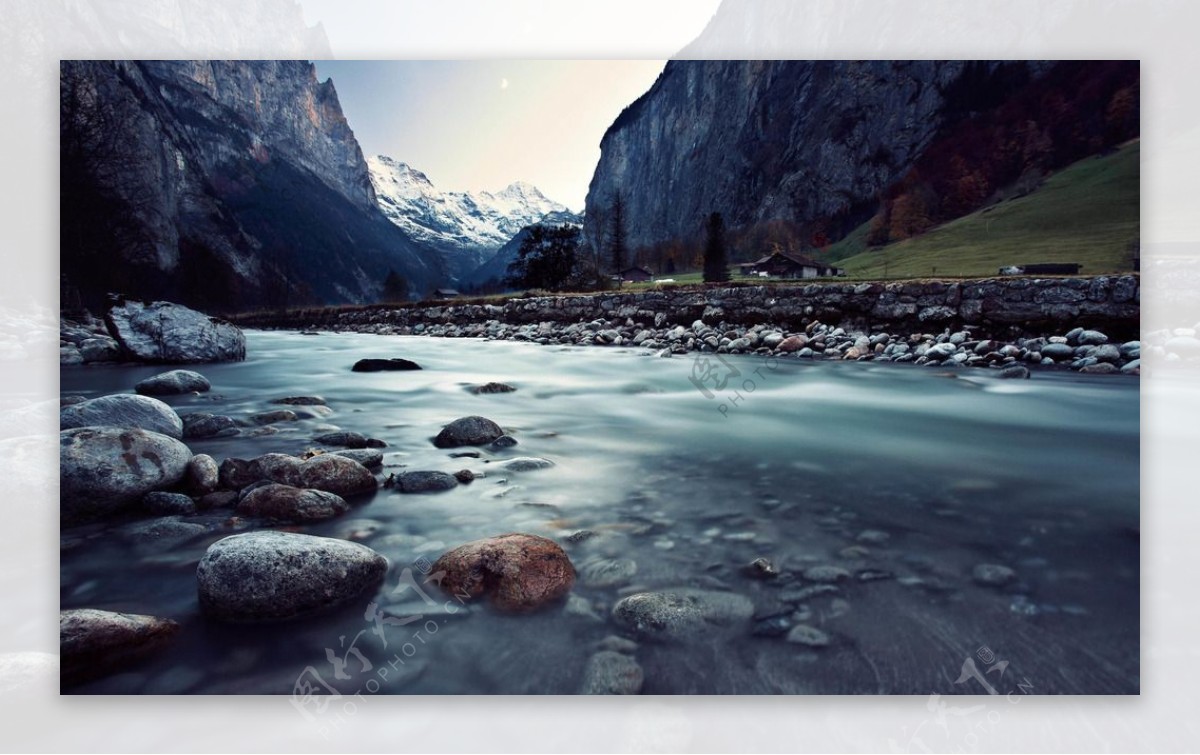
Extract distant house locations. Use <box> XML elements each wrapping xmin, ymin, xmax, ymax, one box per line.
<box><xmin>742</xmin><ymin>251</ymin><xmax>843</xmax><ymax>279</ymax></box>
<box><xmin>618</xmin><ymin>266</ymin><xmax>654</xmax><ymax>283</ymax></box>
<box><xmin>432</xmin><ymin>288</ymin><xmax>460</xmax><ymax>298</ymax></box>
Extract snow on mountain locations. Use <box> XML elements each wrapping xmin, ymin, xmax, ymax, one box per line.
<box><xmin>368</xmin><ymin>155</ymin><xmax>570</xmax><ymax>277</ymax></box>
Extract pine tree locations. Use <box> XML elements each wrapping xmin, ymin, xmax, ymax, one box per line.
<box><xmin>607</xmin><ymin>191</ymin><xmax>627</xmax><ymax>274</ymax></box>
<box><xmin>380</xmin><ymin>269</ymin><xmax>408</xmax><ymax>303</ymax></box>
<box><xmin>702</xmin><ymin>212</ymin><xmax>730</xmax><ymax>283</ymax></box>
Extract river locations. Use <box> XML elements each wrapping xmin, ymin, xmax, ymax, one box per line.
<box><xmin>60</xmin><ymin>330</ymin><xmax>1140</xmax><ymax>695</ymax></box>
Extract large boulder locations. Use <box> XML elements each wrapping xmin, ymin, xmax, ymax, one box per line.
<box><xmin>59</xmin><ymin>394</ymin><xmax>183</xmax><ymax>439</ymax></box>
<box><xmin>431</xmin><ymin>533</ymin><xmax>575</xmax><ymax>613</ymax></box>
<box><xmin>134</xmin><ymin>369</ymin><xmax>211</xmax><ymax>395</ymax></box>
<box><xmin>196</xmin><ymin>532</ymin><xmax>388</xmax><ymax>622</ymax></box>
<box><xmin>433</xmin><ymin>415</ymin><xmax>505</xmax><ymax>448</ymax></box>
<box><xmin>236</xmin><ymin>484</ymin><xmax>348</xmax><ymax>522</ymax></box>
<box><xmin>106</xmin><ymin>299</ymin><xmax>246</xmax><ymax>363</ymax></box>
<box><xmin>60</xmin><ymin>609</ymin><xmax>180</xmax><ymax>687</ymax></box>
<box><xmin>60</xmin><ymin>427</ymin><xmax>192</xmax><ymax>523</ymax></box>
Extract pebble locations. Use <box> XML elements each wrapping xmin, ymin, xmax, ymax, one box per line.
<box><xmin>802</xmin><ymin>565</ymin><xmax>851</xmax><ymax>583</ymax></box>
<box><xmin>785</xmin><ymin>624</ymin><xmax>830</xmax><ymax>647</ymax></box>
<box><xmin>972</xmin><ymin>563</ymin><xmax>1017</xmax><ymax>586</ymax></box>
<box><xmin>580</xmin><ymin>557</ymin><xmax>639</xmax><ymax>587</ymax></box>
<box><xmin>579</xmin><ymin>651</ymin><xmax>644</xmax><ymax>694</ymax></box>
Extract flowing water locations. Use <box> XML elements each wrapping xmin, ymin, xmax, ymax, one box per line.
<box><xmin>60</xmin><ymin>331</ymin><xmax>1140</xmax><ymax>695</ymax></box>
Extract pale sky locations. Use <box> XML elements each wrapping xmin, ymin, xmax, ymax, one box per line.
<box><xmin>313</xmin><ymin>60</ymin><xmax>668</xmax><ymax>211</ymax></box>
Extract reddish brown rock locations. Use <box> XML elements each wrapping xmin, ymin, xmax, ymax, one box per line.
<box><xmin>778</xmin><ymin>335</ymin><xmax>807</xmax><ymax>353</ymax></box>
<box><xmin>431</xmin><ymin>533</ymin><xmax>576</xmax><ymax>613</ymax></box>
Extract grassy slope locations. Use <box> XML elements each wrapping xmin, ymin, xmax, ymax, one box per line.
<box><xmin>834</xmin><ymin>140</ymin><xmax>1140</xmax><ymax>279</ymax></box>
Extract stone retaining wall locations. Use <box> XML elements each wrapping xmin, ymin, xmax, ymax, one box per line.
<box><xmin>239</xmin><ymin>276</ymin><xmax>1140</xmax><ymax>340</ymax></box>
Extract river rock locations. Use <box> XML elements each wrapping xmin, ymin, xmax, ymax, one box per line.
<box><xmin>1041</xmin><ymin>342</ymin><xmax>1075</xmax><ymax>361</ymax></box>
<box><xmin>142</xmin><ymin>491</ymin><xmax>197</xmax><ymax>516</ymax></box>
<box><xmin>60</xmin><ymin>427</ymin><xmax>191</xmax><ymax>522</ymax></box>
<box><xmin>972</xmin><ymin>563</ymin><xmax>1017</xmax><ymax>586</ymax></box>
<box><xmin>778</xmin><ymin>335</ymin><xmax>806</xmax><ymax>353</ymax></box>
<box><xmin>431</xmin><ymin>533</ymin><xmax>576</xmax><ymax>613</ymax></box>
<box><xmin>351</xmin><ymin>358</ymin><xmax>422</xmax><ymax>372</ymax></box>
<box><xmin>298</xmin><ymin>454</ymin><xmax>378</xmax><ymax>497</ymax></box>
<box><xmin>79</xmin><ymin>337</ymin><xmax>121</xmax><ymax>363</ymax></box>
<box><xmin>182</xmin><ymin>413</ymin><xmax>239</xmax><ymax>439</ymax></box>
<box><xmin>248</xmin><ymin>409</ymin><xmax>298</xmax><ymax>425</ymax></box>
<box><xmin>312</xmin><ymin>430</ymin><xmax>371</xmax><ymax>449</ymax></box>
<box><xmin>236</xmin><ymin>484</ymin><xmax>349</xmax><ymax>522</ymax></box>
<box><xmin>270</xmin><ymin>396</ymin><xmax>326</xmax><ymax>406</ymax></box>
<box><xmin>997</xmin><ymin>365</ymin><xmax>1030</xmax><ymax>379</ymax></box>
<box><xmin>59</xmin><ymin>394</ymin><xmax>184</xmax><ymax>439</ymax></box>
<box><xmin>197</xmin><ymin>532</ymin><xmax>388</xmax><ymax>622</ymax></box>
<box><xmin>331</xmin><ymin>448</ymin><xmax>384</xmax><ymax>468</ymax></box>
<box><xmin>493</xmin><ymin>457</ymin><xmax>555</xmax><ymax>472</ymax></box>
<box><xmin>186</xmin><ymin>453</ymin><xmax>219</xmax><ymax>493</ymax></box>
<box><xmin>106</xmin><ymin>299</ymin><xmax>245</xmax><ymax>363</ymax></box>
<box><xmin>612</xmin><ymin>589</ymin><xmax>755</xmax><ymax>642</ymax></box>
<box><xmin>60</xmin><ymin>609</ymin><xmax>180</xmax><ymax>687</ymax></box>
<box><xmin>395</xmin><ymin>470</ymin><xmax>459</xmax><ymax>493</ymax></box>
<box><xmin>433</xmin><ymin>415</ymin><xmax>505</xmax><ymax>448</ymax></box>
<box><xmin>1080</xmin><ymin>362</ymin><xmax>1119</xmax><ymax>375</ymax></box>
<box><xmin>219</xmin><ymin>453</ymin><xmax>302</xmax><ymax>490</ymax></box>
<box><xmin>786</xmin><ymin>624</ymin><xmax>831</xmax><ymax>647</ymax></box>
<box><xmin>134</xmin><ymin>369</ymin><xmax>211</xmax><ymax>395</ymax></box>
<box><xmin>1077</xmin><ymin>329</ymin><xmax>1109</xmax><ymax>345</ymax></box>
<box><xmin>803</xmin><ymin>565</ymin><xmax>852</xmax><ymax>583</ymax></box>
<box><xmin>744</xmin><ymin>557</ymin><xmax>779</xmax><ymax>579</ymax></box>
<box><xmin>490</xmin><ymin>435</ymin><xmax>519</xmax><ymax>449</ymax></box>
<box><xmin>471</xmin><ymin>382</ymin><xmax>516</xmax><ymax>394</ymax></box>
<box><xmin>580</xmin><ymin>557</ymin><xmax>639</xmax><ymax>587</ymax></box>
<box><xmin>579</xmin><ymin>650</ymin><xmax>644</xmax><ymax>694</ymax></box>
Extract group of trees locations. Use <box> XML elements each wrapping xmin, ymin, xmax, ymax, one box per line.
<box><xmin>501</xmin><ymin>191</ymin><xmax>732</xmax><ymax>291</ymax></box>
<box><xmin>866</xmin><ymin>60</ymin><xmax>1139</xmax><ymax>247</ymax></box>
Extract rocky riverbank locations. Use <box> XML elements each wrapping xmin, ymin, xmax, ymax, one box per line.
<box><xmin>233</xmin><ymin>277</ymin><xmax>1141</xmax><ymax>377</ymax></box>
<box><xmin>59</xmin><ymin>356</ymin><xmax>579</xmax><ymax>687</ymax></box>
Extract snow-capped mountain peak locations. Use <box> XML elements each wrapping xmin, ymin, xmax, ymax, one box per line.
<box><xmin>368</xmin><ymin>155</ymin><xmax>569</xmax><ymax>255</ymax></box>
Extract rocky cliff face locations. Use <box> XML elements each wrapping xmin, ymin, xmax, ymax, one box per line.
<box><xmin>60</xmin><ymin>60</ymin><xmax>441</xmax><ymax>310</ymax></box>
<box><xmin>584</xmin><ymin>60</ymin><xmax>1035</xmax><ymax>251</ymax></box>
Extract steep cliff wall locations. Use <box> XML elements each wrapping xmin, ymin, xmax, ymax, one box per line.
<box><xmin>584</xmin><ymin>60</ymin><xmax>975</xmax><ymax>250</ymax></box>
<box><xmin>60</xmin><ymin>60</ymin><xmax>441</xmax><ymax>311</ymax></box>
